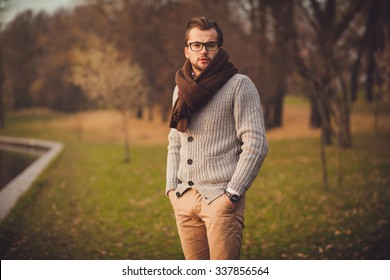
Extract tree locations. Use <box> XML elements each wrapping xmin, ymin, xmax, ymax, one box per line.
<box><xmin>374</xmin><ymin>35</ymin><xmax>390</xmax><ymax>135</ymax></box>
<box><xmin>70</xmin><ymin>36</ymin><xmax>148</xmax><ymax>163</ymax></box>
<box><xmin>2</xmin><ymin>10</ymin><xmax>41</xmax><ymax>110</ymax></box>
<box><xmin>375</xmin><ymin>37</ymin><xmax>390</xmax><ymax>96</ymax></box>
<box><xmin>30</xmin><ymin>9</ymin><xmax>88</xmax><ymax>112</ymax></box>
<box><xmin>228</xmin><ymin>0</ymin><xmax>296</xmax><ymax>129</ymax></box>
<box><xmin>364</xmin><ymin>0</ymin><xmax>389</xmax><ymax>102</ymax></box>
<box><xmin>295</xmin><ymin>0</ymin><xmax>365</xmax><ymax>185</ymax></box>
<box><xmin>0</xmin><ymin>0</ymin><xmax>11</xmax><ymax>128</ymax></box>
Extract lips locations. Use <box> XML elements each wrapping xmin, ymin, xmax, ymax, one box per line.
<box><xmin>198</xmin><ymin>57</ymin><xmax>210</xmax><ymax>63</ymax></box>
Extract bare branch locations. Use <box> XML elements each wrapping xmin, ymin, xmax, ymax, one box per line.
<box><xmin>333</xmin><ymin>0</ymin><xmax>365</xmax><ymax>43</ymax></box>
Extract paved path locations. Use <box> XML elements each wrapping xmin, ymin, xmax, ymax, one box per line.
<box><xmin>0</xmin><ymin>136</ymin><xmax>63</xmax><ymax>223</ymax></box>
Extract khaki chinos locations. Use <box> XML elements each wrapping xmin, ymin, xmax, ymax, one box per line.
<box><xmin>169</xmin><ymin>188</ymin><xmax>245</xmax><ymax>260</ymax></box>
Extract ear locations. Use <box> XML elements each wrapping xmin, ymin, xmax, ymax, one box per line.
<box><xmin>184</xmin><ymin>47</ymin><xmax>190</xmax><ymax>59</ymax></box>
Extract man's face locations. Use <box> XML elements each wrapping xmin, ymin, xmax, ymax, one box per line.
<box><xmin>184</xmin><ymin>27</ymin><xmax>219</xmax><ymax>77</ymax></box>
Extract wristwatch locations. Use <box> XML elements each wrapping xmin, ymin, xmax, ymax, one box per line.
<box><xmin>225</xmin><ymin>191</ymin><xmax>240</xmax><ymax>204</ymax></box>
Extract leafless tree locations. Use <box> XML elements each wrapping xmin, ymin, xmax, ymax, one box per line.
<box><xmin>70</xmin><ymin>36</ymin><xmax>148</xmax><ymax>162</ymax></box>
<box><xmin>229</xmin><ymin>0</ymin><xmax>295</xmax><ymax>129</ymax></box>
<box><xmin>294</xmin><ymin>0</ymin><xmax>365</xmax><ymax>185</ymax></box>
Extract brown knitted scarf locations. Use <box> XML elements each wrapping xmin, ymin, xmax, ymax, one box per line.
<box><xmin>169</xmin><ymin>49</ymin><xmax>238</xmax><ymax>132</ymax></box>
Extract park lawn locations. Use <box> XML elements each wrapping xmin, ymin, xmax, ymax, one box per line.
<box><xmin>0</xmin><ymin>103</ymin><xmax>389</xmax><ymax>259</ymax></box>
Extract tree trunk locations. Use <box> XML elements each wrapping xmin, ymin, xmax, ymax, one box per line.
<box><xmin>337</xmin><ymin>77</ymin><xmax>352</xmax><ymax>148</ymax></box>
<box><xmin>309</xmin><ymin>95</ymin><xmax>321</xmax><ymax>128</ymax></box>
<box><xmin>366</xmin><ymin>49</ymin><xmax>376</xmax><ymax>102</ymax></box>
<box><xmin>350</xmin><ymin>35</ymin><xmax>366</xmax><ymax>102</ymax></box>
<box><xmin>320</xmin><ymin>127</ymin><xmax>329</xmax><ymax>187</ymax></box>
<box><xmin>310</xmin><ymin>93</ymin><xmax>332</xmax><ymax>145</ymax></box>
<box><xmin>365</xmin><ymin>0</ymin><xmax>379</xmax><ymax>102</ymax></box>
<box><xmin>317</xmin><ymin>93</ymin><xmax>330</xmax><ymax>187</ymax></box>
<box><xmin>0</xmin><ymin>31</ymin><xmax>4</xmax><ymax>128</ymax></box>
<box><xmin>0</xmin><ymin>90</ymin><xmax>4</xmax><ymax>128</ymax></box>
<box><xmin>0</xmin><ymin>77</ymin><xmax>4</xmax><ymax>128</ymax></box>
<box><xmin>269</xmin><ymin>0</ymin><xmax>294</xmax><ymax>128</ymax></box>
<box><xmin>273</xmin><ymin>93</ymin><xmax>283</xmax><ymax>127</ymax></box>
<box><xmin>122</xmin><ymin>110</ymin><xmax>130</xmax><ymax>163</ymax></box>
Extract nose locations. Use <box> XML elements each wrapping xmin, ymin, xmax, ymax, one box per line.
<box><xmin>200</xmin><ymin>47</ymin><xmax>208</xmax><ymax>55</ymax></box>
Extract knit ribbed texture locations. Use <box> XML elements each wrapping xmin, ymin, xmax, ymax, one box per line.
<box><xmin>166</xmin><ymin>74</ymin><xmax>268</xmax><ymax>204</ymax></box>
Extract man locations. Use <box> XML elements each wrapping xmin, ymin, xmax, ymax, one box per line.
<box><xmin>166</xmin><ymin>16</ymin><xmax>268</xmax><ymax>260</ymax></box>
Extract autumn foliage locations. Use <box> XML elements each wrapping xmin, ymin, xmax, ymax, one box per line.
<box><xmin>1</xmin><ymin>0</ymin><xmax>389</xmax><ymax>133</ymax></box>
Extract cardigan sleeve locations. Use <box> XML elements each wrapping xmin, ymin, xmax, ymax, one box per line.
<box><xmin>166</xmin><ymin>87</ymin><xmax>181</xmax><ymax>195</ymax></box>
<box><xmin>227</xmin><ymin>76</ymin><xmax>268</xmax><ymax>195</ymax></box>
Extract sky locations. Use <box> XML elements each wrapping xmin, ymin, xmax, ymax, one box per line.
<box><xmin>4</xmin><ymin>0</ymin><xmax>82</xmax><ymax>23</ymax></box>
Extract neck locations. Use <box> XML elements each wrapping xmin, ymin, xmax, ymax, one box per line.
<box><xmin>192</xmin><ymin>68</ymin><xmax>201</xmax><ymax>78</ymax></box>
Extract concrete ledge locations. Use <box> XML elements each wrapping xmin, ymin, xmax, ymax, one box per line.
<box><xmin>0</xmin><ymin>136</ymin><xmax>64</xmax><ymax>223</ymax></box>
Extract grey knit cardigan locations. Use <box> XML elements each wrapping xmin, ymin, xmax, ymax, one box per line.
<box><xmin>166</xmin><ymin>73</ymin><xmax>268</xmax><ymax>204</ymax></box>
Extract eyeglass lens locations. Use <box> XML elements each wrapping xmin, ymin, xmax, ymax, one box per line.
<box><xmin>189</xmin><ymin>42</ymin><xmax>219</xmax><ymax>51</ymax></box>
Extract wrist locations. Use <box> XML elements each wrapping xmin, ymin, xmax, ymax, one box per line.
<box><xmin>226</xmin><ymin>187</ymin><xmax>240</xmax><ymax>196</ymax></box>
<box><xmin>225</xmin><ymin>190</ymin><xmax>240</xmax><ymax>204</ymax></box>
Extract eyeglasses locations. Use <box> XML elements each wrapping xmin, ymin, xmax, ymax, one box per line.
<box><xmin>187</xmin><ymin>41</ymin><xmax>220</xmax><ymax>52</ymax></box>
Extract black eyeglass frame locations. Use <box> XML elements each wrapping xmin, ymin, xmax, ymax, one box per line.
<box><xmin>187</xmin><ymin>41</ymin><xmax>221</xmax><ymax>52</ymax></box>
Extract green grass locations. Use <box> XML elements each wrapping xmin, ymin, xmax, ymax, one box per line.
<box><xmin>0</xmin><ymin>109</ymin><xmax>389</xmax><ymax>260</ymax></box>
<box><xmin>244</xmin><ymin>135</ymin><xmax>390</xmax><ymax>259</ymax></box>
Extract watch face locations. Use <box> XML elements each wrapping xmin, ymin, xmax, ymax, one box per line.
<box><xmin>231</xmin><ymin>194</ymin><xmax>240</xmax><ymax>203</ymax></box>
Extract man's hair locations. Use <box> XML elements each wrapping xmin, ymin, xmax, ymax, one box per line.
<box><xmin>184</xmin><ymin>16</ymin><xmax>223</xmax><ymax>46</ymax></box>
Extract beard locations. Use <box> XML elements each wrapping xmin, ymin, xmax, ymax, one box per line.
<box><xmin>190</xmin><ymin>56</ymin><xmax>210</xmax><ymax>76</ymax></box>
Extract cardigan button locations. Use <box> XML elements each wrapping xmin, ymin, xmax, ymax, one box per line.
<box><xmin>176</xmin><ymin>192</ymin><xmax>181</xmax><ymax>198</ymax></box>
<box><xmin>188</xmin><ymin>181</ymin><xmax>194</xmax><ymax>186</ymax></box>
<box><xmin>187</xmin><ymin>159</ymin><xmax>193</xmax><ymax>165</ymax></box>
<box><xmin>188</xmin><ymin>136</ymin><xmax>194</xmax><ymax>142</ymax></box>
